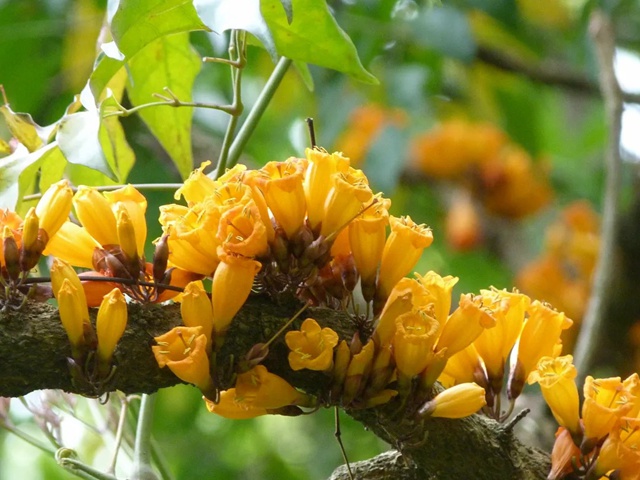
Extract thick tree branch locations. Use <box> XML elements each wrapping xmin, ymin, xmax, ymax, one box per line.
<box><xmin>0</xmin><ymin>296</ymin><xmax>550</xmax><ymax>479</ymax></box>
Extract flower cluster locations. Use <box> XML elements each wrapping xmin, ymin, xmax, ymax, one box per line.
<box><xmin>438</xmin><ymin>288</ymin><xmax>572</xmax><ymax>420</ymax></box>
<box><xmin>410</xmin><ymin>119</ymin><xmax>553</xmax><ymax>221</ymax></box>
<box><xmin>529</xmin><ymin>355</ymin><xmax>640</xmax><ymax>480</ymax></box>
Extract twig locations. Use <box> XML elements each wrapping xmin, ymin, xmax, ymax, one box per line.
<box><xmin>225</xmin><ymin>56</ymin><xmax>293</xmax><ymax>169</ymax></box>
<box><xmin>22</xmin><ymin>183</ymin><xmax>183</xmax><ymax>202</ymax></box>
<box><xmin>573</xmin><ymin>11</ymin><xmax>624</xmax><ymax>382</ymax></box>
<box><xmin>477</xmin><ymin>44</ymin><xmax>640</xmax><ymax>104</ymax></box>
<box><xmin>130</xmin><ymin>393</ymin><xmax>159</xmax><ymax>480</ymax></box>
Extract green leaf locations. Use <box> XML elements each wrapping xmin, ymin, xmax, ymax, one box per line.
<box><xmin>261</xmin><ymin>0</ymin><xmax>378</xmax><ymax>84</ymax></box>
<box><xmin>89</xmin><ymin>0</ymin><xmax>208</xmax><ymax>100</ymax></box>
<box><xmin>0</xmin><ymin>143</ymin><xmax>62</xmax><ymax>210</ymax></box>
<box><xmin>127</xmin><ymin>33</ymin><xmax>200</xmax><ymax>179</ymax></box>
<box><xmin>293</xmin><ymin>60</ymin><xmax>314</xmax><ymax>91</ymax></box>
<box><xmin>0</xmin><ymin>105</ymin><xmax>45</xmax><ymax>152</ymax></box>
<box><xmin>194</xmin><ymin>0</ymin><xmax>276</xmax><ymax>58</ymax></box>
<box><xmin>99</xmin><ymin>96</ymin><xmax>136</xmax><ymax>183</ymax></box>
<box><xmin>57</xmin><ymin>111</ymin><xmax>117</xmax><ymax>180</ymax></box>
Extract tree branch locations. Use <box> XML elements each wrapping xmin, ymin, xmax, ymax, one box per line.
<box><xmin>0</xmin><ymin>296</ymin><xmax>550</xmax><ymax>479</ymax></box>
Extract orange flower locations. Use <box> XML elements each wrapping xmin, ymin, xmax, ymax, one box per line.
<box><xmin>593</xmin><ymin>417</ymin><xmax>640</xmax><ymax>479</ymax></box>
<box><xmin>415</xmin><ymin>271</ymin><xmax>458</xmax><ymax>326</ymax></box>
<box><xmin>285</xmin><ymin>318</ymin><xmax>339</xmax><ymax>372</ymax></box>
<box><xmin>103</xmin><ymin>184</ymin><xmax>148</xmax><ymax>256</ymax></box>
<box><xmin>180</xmin><ymin>281</ymin><xmax>214</xmax><ymax>352</ymax></box>
<box><xmin>204</xmin><ymin>388</ymin><xmax>268</xmax><ymax>419</ymax></box>
<box><xmin>439</xmin><ymin>344</ymin><xmax>483</xmax><ymax>387</ymax></box>
<box><xmin>376</xmin><ymin>215</ymin><xmax>433</xmax><ymax>300</ymax></box>
<box><xmin>342</xmin><ymin>340</ymin><xmax>375</xmax><ymax>405</ymax></box>
<box><xmin>55</xmin><ymin>278</ymin><xmax>92</xmax><ymax>356</ymax></box>
<box><xmin>320</xmin><ymin>167</ymin><xmax>373</xmax><ymax>237</ymax></box>
<box><xmin>73</xmin><ymin>186</ymin><xmax>119</xmax><ymax>247</ymax></box>
<box><xmin>250</xmin><ymin>158</ymin><xmax>307</xmax><ymax>239</ymax></box>
<box><xmin>303</xmin><ymin>148</ymin><xmax>350</xmax><ymax>230</ymax></box>
<box><xmin>435</xmin><ymin>293</ymin><xmax>496</xmax><ymax>359</ymax></box>
<box><xmin>392</xmin><ymin>309</ymin><xmax>439</xmax><ymax>384</ymax></box>
<box><xmin>34</xmin><ymin>179</ymin><xmax>73</xmax><ymax>240</ymax></box>
<box><xmin>528</xmin><ymin>355</ymin><xmax>580</xmax><ymax>436</ymax></box>
<box><xmin>548</xmin><ymin>427</ymin><xmax>583</xmax><ymax>480</ymax></box>
<box><xmin>44</xmin><ymin>222</ymin><xmax>101</xmax><ymax>270</ymax></box>
<box><xmin>152</xmin><ymin>326</ymin><xmax>215</xmax><ymax>394</ymax></box>
<box><xmin>418</xmin><ymin>382</ymin><xmax>487</xmax><ymax>419</ymax></box>
<box><xmin>217</xmin><ymin>201</ymin><xmax>268</xmax><ymax>258</ymax></box>
<box><xmin>582</xmin><ymin>376</ymin><xmax>636</xmax><ymax>443</ymax></box>
<box><xmin>96</xmin><ymin>288</ymin><xmax>128</xmax><ymax>371</ymax></box>
<box><xmin>211</xmin><ymin>250</ymin><xmax>261</xmax><ymax>337</ymax></box>
<box><xmin>173</xmin><ymin>161</ymin><xmax>218</xmax><ymax>205</ymax></box>
<box><xmin>235</xmin><ymin>365</ymin><xmax>312</xmax><ymax>409</ymax></box>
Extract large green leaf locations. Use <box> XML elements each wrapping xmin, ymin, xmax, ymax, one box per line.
<box><xmin>127</xmin><ymin>33</ymin><xmax>200</xmax><ymax>179</ymax></box>
<box><xmin>261</xmin><ymin>0</ymin><xmax>377</xmax><ymax>84</ymax></box>
<box><xmin>99</xmin><ymin>96</ymin><xmax>136</xmax><ymax>182</ymax></box>
<box><xmin>89</xmin><ymin>0</ymin><xmax>208</xmax><ymax>100</ymax></box>
<box><xmin>0</xmin><ymin>143</ymin><xmax>63</xmax><ymax>210</ymax></box>
<box><xmin>194</xmin><ymin>0</ymin><xmax>276</xmax><ymax>58</ymax></box>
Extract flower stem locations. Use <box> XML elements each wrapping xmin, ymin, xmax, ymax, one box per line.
<box><xmin>225</xmin><ymin>56</ymin><xmax>292</xmax><ymax>169</ymax></box>
<box><xmin>56</xmin><ymin>448</ymin><xmax>118</xmax><ymax>480</ymax></box>
<box><xmin>131</xmin><ymin>393</ymin><xmax>160</xmax><ymax>480</ymax></box>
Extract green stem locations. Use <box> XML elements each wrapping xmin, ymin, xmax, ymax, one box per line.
<box><xmin>107</xmin><ymin>397</ymin><xmax>129</xmax><ymax>474</ymax></box>
<box><xmin>225</xmin><ymin>56</ymin><xmax>292</xmax><ymax>169</ymax></box>
<box><xmin>1</xmin><ymin>422</ymin><xmax>56</xmax><ymax>455</ymax></box>
<box><xmin>56</xmin><ymin>450</ymin><xmax>119</xmax><ymax>480</ymax></box>
<box><xmin>103</xmin><ymin>99</ymin><xmax>237</xmax><ymax>119</ymax></box>
<box><xmin>215</xmin><ymin>30</ymin><xmax>246</xmax><ymax>179</ymax></box>
<box><xmin>131</xmin><ymin>393</ymin><xmax>159</xmax><ymax>480</ymax></box>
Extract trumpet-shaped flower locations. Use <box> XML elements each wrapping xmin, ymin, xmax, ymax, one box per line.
<box><xmin>152</xmin><ymin>326</ymin><xmax>215</xmax><ymax>394</ymax></box>
<box><xmin>104</xmin><ymin>185</ymin><xmax>148</xmax><ymax>256</ymax></box>
<box><xmin>439</xmin><ymin>344</ymin><xmax>483</xmax><ymax>387</ymax></box>
<box><xmin>35</xmin><ymin>179</ymin><xmax>73</xmax><ymax>240</ymax></box>
<box><xmin>55</xmin><ymin>278</ymin><xmax>91</xmax><ymax>355</ymax></box>
<box><xmin>528</xmin><ymin>355</ymin><xmax>580</xmax><ymax>435</ymax></box>
<box><xmin>96</xmin><ymin>288</ymin><xmax>128</xmax><ymax>370</ymax></box>
<box><xmin>415</xmin><ymin>271</ymin><xmax>458</xmax><ymax>326</ymax></box>
<box><xmin>342</xmin><ymin>340</ymin><xmax>375</xmax><ymax>405</ymax></box>
<box><xmin>44</xmin><ymin>222</ymin><xmax>101</xmax><ymax>270</ymax></box>
<box><xmin>250</xmin><ymin>158</ymin><xmax>307</xmax><ymax>239</ymax></box>
<box><xmin>320</xmin><ymin>167</ymin><xmax>373</xmax><ymax>237</ymax></box>
<box><xmin>180</xmin><ymin>281</ymin><xmax>214</xmax><ymax>352</ymax></box>
<box><xmin>211</xmin><ymin>250</ymin><xmax>261</xmax><ymax>337</ymax></box>
<box><xmin>205</xmin><ymin>388</ymin><xmax>268</xmax><ymax>419</ymax></box>
<box><xmin>592</xmin><ymin>417</ymin><xmax>640</xmax><ymax>479</ymax></box>
<box><xmin>475</xmin><ymin>288</ymin><xmax>530</xmax><ymax>384</ymax></box>
<box><xmin>285</xmin><ymin>318</ymin><xmax>339</xmax><ymax>372</ymax></box>
<box><xmin>392</xmin><ymin>309</ymin><xmax>439</xmax><ymax>380</ymax></box>
<box><xmin>174</xmin><ymin>161</ymin><xmax>218</xmax><ymax>205</ymax></box>
<box><xmin>418</xmin><ymin>382</ymin><xmax>487</xmax><ymax>419</ymax></box>
<box><xmin>377</xmin><ymin>216</ymin><xmax>433</xmax><ymax>300</ymax></box>
<box><xmin>435</xmin><ymin>294</ymin><xmax>496</xmax><ymax>359</ymax></box>
<box><xmin>548</xmin><ymin>427</ymin><xmax>583</xmax><ymax>480</ymax></box>
<box><xmin>582</xmin><ymin>375</ymin><xmax>636</xmax><ymax>443</ymax></box>
<box><xmin>235</xmin><ymin>365</ymin><xmax>312</xmax><ymax>409</ymax></box>
<box><xmin>217</xmin><ymin>201</ymin><xmax>268</xmax><ymax>258</ymax></box>
<box><xmin>73</xmin><ymin>186</ymin><xmax>119</xmax><ymax>247</ymax></box>
<box><xmin>303</xmin><ymin>148</ymin><xmax>350</xmax><ymax>230</ymax></box>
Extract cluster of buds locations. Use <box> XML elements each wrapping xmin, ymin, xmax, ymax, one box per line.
<box><xmin>51</xmin><ymin>259</ymin><xmax>128</xmax><ymax>388</ymax></box>
<box><xmin>0</xmin><ymin>180</ymin><xmax>72</xmax><ymax>306</ymax></box>
<box><xmin>528</xmin><ymin>356</ymin><xmax>640</xmax><ymax>480</ymax></box>
<box><xmin>45</xmin><ymin>185</ymin><xmax>198</xmax><ymax>305</ymax></box>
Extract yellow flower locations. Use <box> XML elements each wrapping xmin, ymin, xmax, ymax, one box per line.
<box><xmin>152</xmin><ymin>326</ymin><xmax>215</xmax><ymax>394</ymax></box>
<box><xmin>174</xmin><ymin>161</ymin><xmax>217</xmax><ymax>205</ymax></box>
<box><xmin>415</xmin><ymin>271</ymin><xmax>458</xmax><ymax>326</ymax></box>
<box><xmin>593</xmin><ymin>417</ymin><xmax>640</xmax><ymax>479</ymax></box>
<box><xmin>96</xmin><ymin>288</ymin><xmax>128</xmax><ymax>371</ymax></box>
<box><xmin>55</xmin><ymin>278</ymin><xmax>91</xmax><ymax>355</ymax></box>
<box><xmin>44</xmin><ymin>222</ymin><xmax>101</xmax><ymax>270</ymax></box>
<box><xmin>330</xmin><ymin>340</ymin><xmax>351</xmax><ymax>401</ymax></box>
<box><xmin>439</xmin><ymin>344</ymin><xmax>483</xmax><ymax>387</ymax></box>
<box><xmin>181</xmin><ymin>281</ymin><xmax>214</xmax><ymax>352</ymax></box>
<box><xmin>204</xmin><ymin>388</ymin><xmax>268</xmax><ymax>419</ymax></box>
<box><xmin>35</xmin><ymin>179</ymin><xmax>73</xmax><ymax>240</ymax></box>
<box><xmin>342</xmin><ymin>340</ymin><xmax>375</xmax><ymax>405</ymax></box>
<box><xmin>19</xmin><ymin>208</ymin><xmax>41</xmax><ymax>271</ymax></box>
<box><xmin>435</xmin><ymin>293</ymin><xmax>496</xmax><ymax>359</ymax></box>
<box><xmin>285</xmin><ymin>318</ymin><xmax>339</xmax><ymax>372</ymax></box>
<box><xmin>474</xmin><ymin>288</ymin><xmax>530</xmax><ymax>384</ymax></box>
<box><xmin>376</xmin><ymin>216</ymin><xmax>433</xmax><ymax>300</ymax></box>
<box><xmin>418</xmin><ymin>382</ymin><xmax>487</xmax><ymax>419</ymax></box>
<box><xmin>348</xmin><ymin>196</ymin><xmax>390</xmax><ymax>297</ymax></box>
<box><xmin>303</xmin><ymin>148</ymin><xmax>350</xmax><ymax>230</ymax></box>
<box><xmin>51</xmin><ymin>258</ymin><xmax>88</xmax><ymax>310</ymax></box>
<box><xmin>509</xmin><ymin>300</ymin><xmax>572</xmax><ymax>399</ymax></box>
<box><xmin>235</xmin><ymin>365</ymin><xmax>312</xmax><ymax>409</ymax></box>
<box><xmin>392</xmin><ymin>310</ymin><xmax>439</xmax><ymax>380</ymax></box>
<box><xmin>528</xmin><ymin>355</ymin><xmax>580</xmax><ymax>435</ymax></box>
<box><xmin>582</xmin><ymin>376</ymin><xmax>636</xmax><ymax>443</ymax></box>
<box><xmin>115</xmin><ymin>205</ymin><xmax>138</xmax><ymax>264</ymax></box>
<box><xmin>250</xmin><ymin>158</ymin><xmax>307</xmax><ymax>239</ymax></box>
<box><xmin>373</xmin><ymin>277</ymin><xmax>431</xmax><ymax>346</ymax></box>
<box><xmin>217</xmin><ymin>201</ymin><xmax>268</xmax><ymax>258</ymax></box>
<box><xmin>211</xmin><ymin>250</ymin><xmax>261</xmax><ymax>337</ymax></box>
<box><xmin>320</xmin><ymin>167</ymin><xmax>373</xmax><ymax>237</ymax></box>
<box><xmin>103</xmin><ymin>185</ymin><xmax>148</xmax><ymax>256</ymax></box>
<box><xmin>73</xmin><ymin>186</ymin><xmax>119</xmax><ymax>247</ymax></box>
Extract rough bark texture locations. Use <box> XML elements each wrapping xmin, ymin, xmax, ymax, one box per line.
<box><xmin>0</xmin><ymin>295</ymin><xmax>550</xmax><ymax>479</ymax></box>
